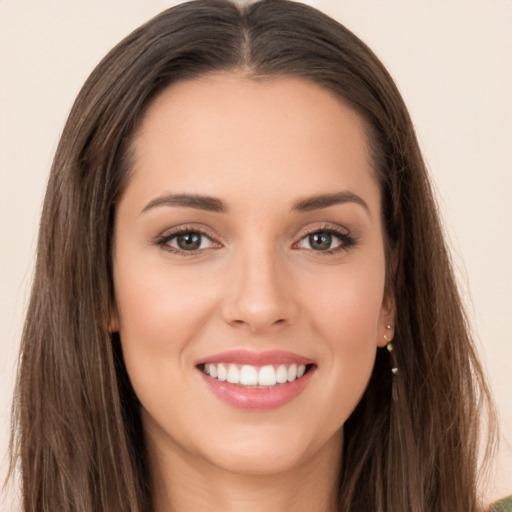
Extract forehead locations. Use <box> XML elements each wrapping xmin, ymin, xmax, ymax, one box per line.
<box><xmin>125</xmin><ymin>72</ymin><xmax>379</xmax><ymax>213</ymax></box>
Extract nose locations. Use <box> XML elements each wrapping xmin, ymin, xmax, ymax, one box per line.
<box><xmin>221</xmin><ymin>247</ymin><xmax>298</xmax><ymax>334</ymax></box>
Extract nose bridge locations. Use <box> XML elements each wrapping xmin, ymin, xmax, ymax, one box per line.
<box><xmin>222</xmin><ymin>240</ymin><xmax>296</xmax><ymax>332</ymax></box>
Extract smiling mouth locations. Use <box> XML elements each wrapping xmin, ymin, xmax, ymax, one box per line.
<box><xmin>199</xmin><ymin>363</ymin><xmax>315</xmax><ymax>388</ymax></box>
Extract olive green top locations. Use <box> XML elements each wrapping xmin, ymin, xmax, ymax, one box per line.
<box><xmin>489</xmin><ymin>496</ymin><xmax>512</xmax><ymax>512</ymax></box>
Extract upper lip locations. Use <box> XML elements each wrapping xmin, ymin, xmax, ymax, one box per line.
<box><xmin>195</xmin><ymin>349</ymin><xmax>315</xmax><ymax>367</ymax></box>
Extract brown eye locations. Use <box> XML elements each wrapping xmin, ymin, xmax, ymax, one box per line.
<box><xmin>308</xmin><ymin>232</ymin><xmax>333</xmax><ymax>251</ymax></box>
<box><xmin>176</xmin><ymin>232</ymin><xmax>202</xmax><ymax>250</ymax></box>
<box><xmin>162</xmin><ymin>231</ymin><xmax>216</xmax><ymax>252</ymax></box>
<box><xmin>298</xmin><ymin>231</ymin><xmax>343</xmax><ymax>251</ymax></box>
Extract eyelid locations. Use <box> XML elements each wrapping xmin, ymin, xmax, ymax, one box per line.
<box><xmin>155</xmin><ymin>224</ymin><xmax>223</xmax><ymax>254</ymax></box>
<box><xmin>154</xmin><ymin>221</ymin><xmax>356</xmax><ymax>256</ymax></box>
<box><xmin>292</xmin><ymin>222</ymin><xmax>356</xmax><ymax>253</ymax></box>
<box><xmin>293</xmin><ymin>222</ymin><xmax>350</xmax><ymax>241</ymax></box>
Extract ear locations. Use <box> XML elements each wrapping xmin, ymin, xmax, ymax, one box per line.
<box><xmin>377</xmin><ymin>288</ymin><xmax>396</xmax><ymax>348</ymax></box>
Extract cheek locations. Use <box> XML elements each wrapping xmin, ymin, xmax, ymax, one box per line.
<box><xmin>113</xmin><ymin>268</ymin><xmax>217</xmax><ymax>440</ymax></box>
<box><xmin>112</xmin><ymin>256</ymin><xmax>219</xmax><ymax>392</ymax></box>
<box><xmin>303</xmin><ymin>257</ymin><xmax>386</xmax><ymax>342</ymax></box>
<box><xmin>298</xmin><ymin>256</ymin><xmax>385</xmax><ymax>402</ymax></box>
<box><xmin>114</xmin><ymin>251</ymin><xmax>218</xmax><ymax>340</ymax></box>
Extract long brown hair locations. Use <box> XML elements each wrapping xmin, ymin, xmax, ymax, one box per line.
<box><xmin>9</xmin><ymin>1</ymin><xmax>496</xmax><ymax>510</ymax></box>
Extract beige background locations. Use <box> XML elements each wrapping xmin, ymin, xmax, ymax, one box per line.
<box><xmin>1</xmin><ymin>0</ymin><xmax>511</xmax><ymax>509</ymax></box>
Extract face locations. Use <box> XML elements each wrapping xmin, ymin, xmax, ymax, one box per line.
<box><xmin>112</xmin><ymin>73</ymin><xmax>394</xmax><ymax>478</ymax></box>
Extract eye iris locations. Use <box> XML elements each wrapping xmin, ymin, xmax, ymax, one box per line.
<box><xmin>177</xmin><ymin>232</ymin><xmax>201</xmax><ymax>250</ymax></box>
<box><xmin>309</xmin><ymin>232</ymin><xmax>332</xmax><ymax>250</ymax></box>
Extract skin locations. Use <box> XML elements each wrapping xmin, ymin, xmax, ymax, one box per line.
<box><xmin>112</xmin><ymin>73</ymin><xmax>395</xmax><ymax>512</ymax></box>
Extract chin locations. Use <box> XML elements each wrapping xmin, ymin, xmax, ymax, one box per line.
<box><xmin>199</xmin><ymin>423</ymin><xmax>343</xmax><ymax>477</ymax></box>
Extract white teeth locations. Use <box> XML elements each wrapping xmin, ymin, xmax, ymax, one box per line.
<box><xmin>287</xmin><ymin>364</ymin><xmax>297</xmax><ymax>382</ymax></box>
<box><xmin>258</xmin><ymin>365</ymin><xmax>277</xmax><ymax>386</ymax></box>
<box><xmin>276</xmin><ymin>365</ymin><xmax>288</xmax><ymax>384</ymax></box>
<box><xmin>217</xmin><ymin>363</ymin><xmax>227</xmax><ymax>381</ymax></box>
<box><xmin>240</xmin><ymin>365</ymin><xmax>258</xmax><ymax>385</ymax></box>
<box><xmin>202</xmin><ymin>362</ymin><xmax>309</xmax><ymax>387</ymax></box>
<box><xmin>227</xmin><ymin>364</ymin><xmax>240</xmax><ymax>384</ymax></box>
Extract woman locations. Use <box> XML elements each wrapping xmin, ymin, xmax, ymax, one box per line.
<box><xmin>7</xmin><ymin>0</ymin><xmax>505</xmax><ymax>510</ymax></box>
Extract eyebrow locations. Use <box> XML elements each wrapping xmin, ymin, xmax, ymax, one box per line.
<box><xmin>140</xmin><ymin>190</ymin><xmax>371</xmax><ymax>217</ymax></box>
<box><xmin>292</xmin><ymin>191</ymin><xmax>371</xmax><ymax>217</ymax></box>
<box><xmin>141</xmin><ymin>193</ymin><xmax>227</xmax><ymax>214</ymax></box>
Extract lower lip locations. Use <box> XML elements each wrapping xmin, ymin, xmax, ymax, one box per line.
<box><xmin>199</xmin><ymin>369</ymin><xmax>314</xmax><ymax>410</ymax></box>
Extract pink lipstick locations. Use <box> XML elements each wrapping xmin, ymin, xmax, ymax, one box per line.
<box><xmin>196</xmin><ymin>350</ymin><xmax>316</xmax><ymax>410</ymax></box>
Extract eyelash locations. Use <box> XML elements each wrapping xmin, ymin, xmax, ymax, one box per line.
<box><xmin>155</xmin><ymin>225</ymin><xmax>220</xmax><ymax>255</ymax></box>
<box><xmin>293</xmin><ymin>225</ymin><xmax>357</xmax><ymax>255</ymax></box>
<box><xmin>155</xmin><ymin>224</ymin><xmax>357</xmax><ymax>256</ymax></box>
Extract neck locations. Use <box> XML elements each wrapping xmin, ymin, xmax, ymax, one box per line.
<box><xmin>148</xmin><ymin>430</ymin><xmax>343</xmax><ymax>512</ymax></box>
